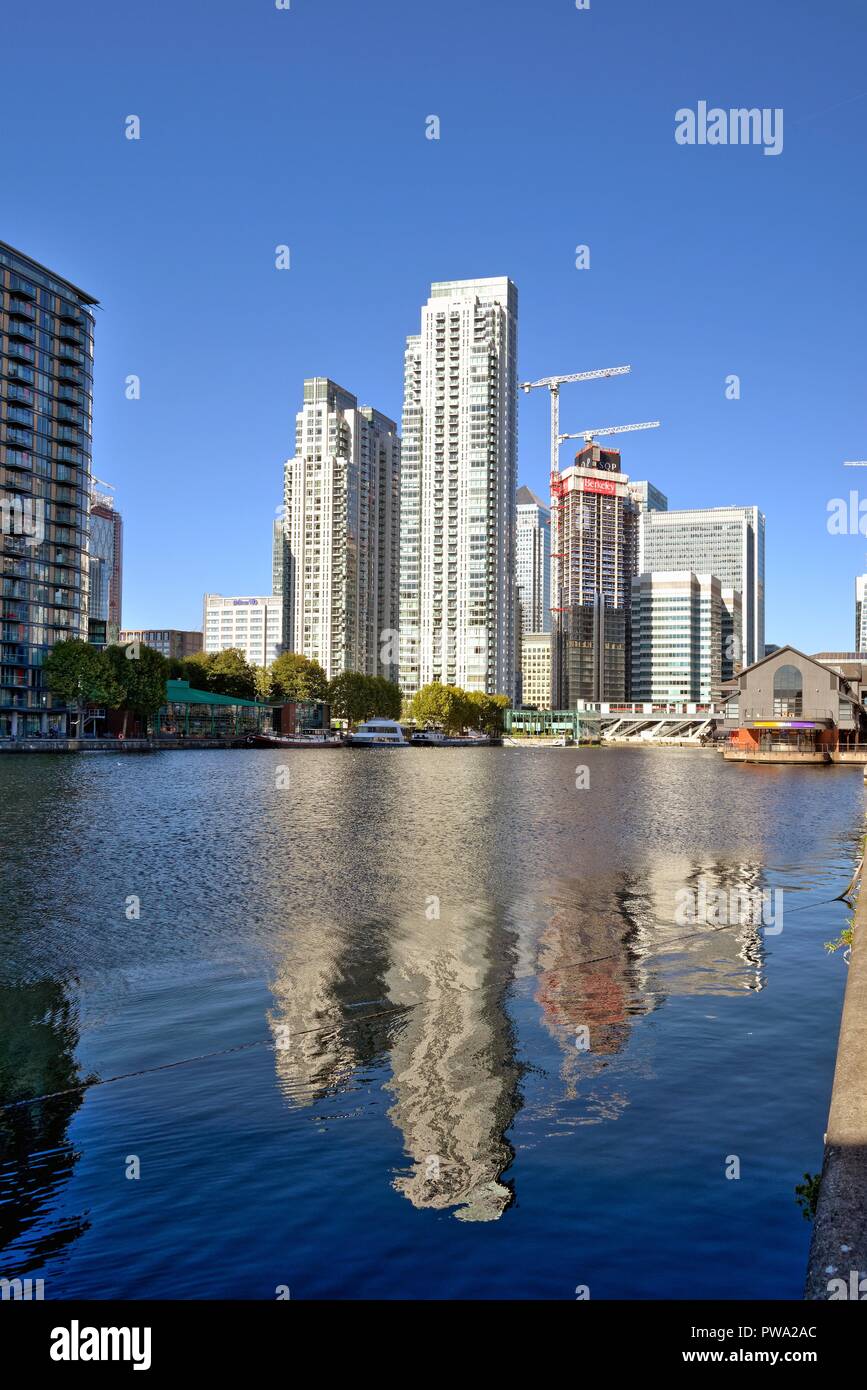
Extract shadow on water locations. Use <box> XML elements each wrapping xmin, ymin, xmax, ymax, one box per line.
<box><xmin>0</xmin><ymin>980</ymin><xmax>91</xmax><ymax>1273</ymax></box>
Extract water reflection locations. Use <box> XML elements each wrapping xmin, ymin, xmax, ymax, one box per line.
<box><xmin>383</xmin><ymin>902</ymin><xmax>520</xmax><ymax>1221</ymax></box>
<box><xmin>266</xmin><ymin>860</ymin><xmax>774</xmax><ymax>1215</ymax></box>
<box><xmin>0</xmin><ymin>981</ymin><xmax>90</xmax><ymax>1271</ymax></box>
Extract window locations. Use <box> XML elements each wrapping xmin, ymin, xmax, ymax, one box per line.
<box><xmin>773</xmin><ymin>663</ymin><xmax>803</xmax><ymax>717</ymax></box>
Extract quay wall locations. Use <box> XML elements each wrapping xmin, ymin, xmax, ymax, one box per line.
<box><xmin>805</xmin><ymin>876</ymin><xmax>867</xmax><ymax>1298</ymax></box>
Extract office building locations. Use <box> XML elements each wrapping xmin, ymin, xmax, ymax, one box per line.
<box><xmin>631</xmin><ymin>571</ymin><xmax>723</xmax><ymax>702</ymax></box>
<box><xmin>88</xmin><ymin>486</ymin><xmax>123</xmax><ymax>647</ymax></box>
<box><xmin>627</xmin><ymin>479</ymin><xmax>668</xmax><ymax>513</ymax></box>
<box><xmin>1</xmin><ymin>241</ymin><xmax>96</xmax><ymax>736</ymax></box>
<box><xmin>552</xmin><ymin>442</ymin><xmax>639</xmax><ymax>706</ymax></box>
<box><xmin>720</xmin><ymin>587</ymin><xmax>743</xmax><ymax>680</ymax></box>
<box><xmin>399</xmin><ymin>277</ymin><xmax>518</xmax><ymax>700</ymax></box>
<box><xmin>203</xmin><ymin>594</ymin><xmax>283</xmax><ymax>667</ymax></box>
<box><xmin>639</xmin><ymin>506</ymin><xmax>765</xmax><ymax>666</ymax></box>
<box><xmin>119</xmin><ymin>628</ymin><xmax>203</xmax><ymax>660</ymax></box>
<box><xmin>521</xmin><ymin>630</ymin><xmax>552</xmax><ymax>709</ymax></box>
<box><xmin>515</xmin><ymin>486</ymin><xmax>550</xmax><ymax>634</ymax></box>
<box><xmin>281</xmin><ymin>378</ymin><xmax>400</xmax><ymax>680</ymax></box>
<box><xmin>856</xmin><ymin>575</ymin><xmax>867</xmax><ymax>652</ymax></box>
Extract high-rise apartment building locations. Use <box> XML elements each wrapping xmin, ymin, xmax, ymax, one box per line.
<box><xmin>88</xmin><ymin>486</ymin><xmax>123</xmax><ymax>647</ymax></box>
<box><xmin>1</xmin><ymin>241</ymin><xmax>96</xmax><ymax>736</ymax></box>
<box><xmin>639</xmin><ymin>506</ymin><xmax>765</xmax><ymax>667</ymax></box>
<box><xmin>203</xmin><ymin>594</ymin><xmax>283</xmax><ymax>668</ymax></box>
<box><xmin>281</xmin><ymin>378</ymin><xmax>400</xmax><ymax>680</ymax></box>
<box><xmin>515</xmin><ymin>485</ymin><xmax>550</xmax><ymax>634</ymax></box>
<box><xmin>856</xmin><ymin>574</ymin><xmax>867</xmax><ymax>653</ymax></box>
<box><xmin>399</xmin><ymin>278</ymin><xmax>518</xmax><ymax>700</ymax></box>
<box><xmin>552</xmin><ymin>442</ymin><xmax>639</xmax><ymax>706</ymax></box>
<box><xmin>119</xmin><ymin>629</ymin><xmax>203</xmax><ymax>660</ymax></box>
<box><xmin>272</xmin><ymin>514</ymin><xmax>287</xmax><ymax>600</ymax></box>
<box><xmin>631</xmin><ymin>571</ymin><xmax>723</xmax><ymax>702</ymax></box>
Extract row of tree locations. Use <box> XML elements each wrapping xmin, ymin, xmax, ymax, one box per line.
<box><xmin>408</xmin><ymin>683</ymin><xmax>511</xmax><ymax>735</ymax></box>
<box><xmin>168</xmin><ymin>649</ymin><xmax>402</xmax><ymax>719</ymax></box>
<box><xmin>44</xmin><ymin>643</ymin><xmax>510</xmax><ymax>736</ymax></box>
<box><xmin>43</xmin><ymin>641</ymin><xmax>404</xmax><ymax>730</ymax></box>
<box><xmin>44</xmin><ymin>639</ymin><xmax>169</xmax><ymax>735</ymax></box>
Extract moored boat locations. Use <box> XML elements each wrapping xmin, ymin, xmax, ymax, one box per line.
<box><xmin>346</xmin><ymin>718</ymin><xmax>408</xmax><ymax>746</ymax></box>
<box><xmin>233</xmin><ymin>733</ymin><xmax>343</xmax><ymax>749</ymax></box>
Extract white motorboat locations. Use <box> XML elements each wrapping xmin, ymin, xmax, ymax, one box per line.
<box><xmin>347</xmin><ymin>718</ymin><xmax>409</xmax><ymax>746</ymax></box>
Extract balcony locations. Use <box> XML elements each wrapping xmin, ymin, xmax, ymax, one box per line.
<box><xmin>7</xmin><ymin>298</ymin><xmax>36</xmax><ymax>321</ymax></box>
<box><xmin>7</xmin><ymin>321</ymin><xmax>35</xmax><ymax>342</ymax></box>
<box><xmin>58</xmin><ymin>300</ymin><xmax>83</xmax><ymax>324</ymax></box>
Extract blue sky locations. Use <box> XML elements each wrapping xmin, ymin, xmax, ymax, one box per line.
<box><xmin>3</xmin><ymin>0</ymin><xmax>866</xmax><ymax>648</ymax></box>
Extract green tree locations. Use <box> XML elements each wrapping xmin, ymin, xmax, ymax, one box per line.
<box><xmin>252</xmin><ymin>665</ymin><xmax>274</xmax><ymax>702</ymax></box>
<box><xmin>270</xmin><ymin>651</ymin><xmax>329</xmax><ymax>703</ymax></box>
<box><xmin>327</xmin><ymin>671</ymin><xmax>371</xmax><ymax>725</ymax></box>
<box><xmin>368</xmin><ymin>675</ymin><xmax>402</xmax><ymax>720</ymax></box>
<box><xmin>411</xmin><ymin>682</ymin><xmax>470</xmax><ymax>734</ymax></box>
<box><xmin>43</xmin><ymin>640</ymin><xmax>124</xmax><ymax>735</ymax></box>
<box><xmin>206</xmin><ymin>648</ymin><xmax>256</xmax><ymax>700</ymax></box>
<box><xmin>105</xmin><ymin>643</ymin><xmax>169</xmax><ymax>735</ymax></box>
<box><xmin>183</xmin><ymin>651</ymin><xmax>214</xmax><ymax>684</ymax></box>
<box><xmin>465</xmin><ymin>691</ymin><xmax>510</xmax><ymax>734</ymax></box>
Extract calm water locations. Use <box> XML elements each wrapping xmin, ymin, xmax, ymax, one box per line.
<box><xmin>0</xmin><ymin>747</ymin><xmax>862</xmax><ymax>1299</ymax></box>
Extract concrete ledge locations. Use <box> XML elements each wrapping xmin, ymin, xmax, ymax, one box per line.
<box><xmin>724</xmin><ymin>750</ymin><xmax>831</xmax><ymax>764</ymax></box>
<box><xmin>0</xmin><ymin>737</ymin><xmax>250</xmax><ymax>753</ymax></box>
<box><xmin>805</xmin><ymin>880</ymin><xmax>867</xmax><ymax>1298</ymax></box>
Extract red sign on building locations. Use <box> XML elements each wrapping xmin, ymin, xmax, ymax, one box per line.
<box><xmin>581</xmin><ymin>477</ymin><xmax>618</xmax><ymax>496</ymax></box>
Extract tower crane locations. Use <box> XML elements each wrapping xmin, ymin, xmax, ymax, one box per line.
<box><xmin>519</xmin><ymin>365</ymin><xmax>631</xmax><ymax>476</ymax></box>
<box><xmin>558</xmin><ymin>420</ymin><xmax>660</xmax><ymax>448</ymax></box>
<box><xmin>518</xmin><ymin>364</ymin><xmax>633</xmax><ymax>707</ymax></box>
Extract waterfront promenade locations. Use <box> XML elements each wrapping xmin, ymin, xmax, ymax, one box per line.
<box><xmin>806</xmin><ymin>865</ymin><xmax>867</xmax><ymax>1298</ymax></box>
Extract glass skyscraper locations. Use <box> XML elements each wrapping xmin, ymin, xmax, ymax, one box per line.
<box><xmin>638</xmin><ymin>506</ymin><xmax>765</xmax><ymax>667</ymax></box>
<box><xmin>631</xmin><ymin>571</ymin><xmax>722</xmax><ymax>702</ymax></box>
<box><xmin>88</xmin><ymin>487</ymin><xmax>123</xmax><ymax>647</ymax></box>
<box><xmin>515</xmin><ymin>485</ymin><xmax>551</xmax><ymax>634</ymax></box>
<box><xmin>1</xmin><ymin>241</ymin><xmax>96</xmax><ymax>735</ymax></box>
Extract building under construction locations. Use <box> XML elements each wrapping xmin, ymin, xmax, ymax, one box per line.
<box><xmin>552</xmin><ymin>442</ymin><xmax>639</xmax><ymax>706</ymax></box>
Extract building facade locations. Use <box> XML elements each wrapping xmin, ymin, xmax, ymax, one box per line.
<box><xmin>273</xmin><ymin>514</ymin><xmax>287</xmax><ymax>600</ymax></box>
<box><xmin>281</xmin><ymin>378</ymin><xmax>400</xmax><ymax>681</ymax></box>
<box><xmin>119</xmin><ymin>628</ymin><xmax>203</xmax><ymax>660</ymax></box>
<box><xmin>723</xmin><ymin>645</ymin><xmax>866</xmax><ymax>756</ymax></box>
<box><xmin>856</xmin><ymin>575</ymin><xmax>867</xmax><ymax>652</ymax></box>
<box><xmin>552</xmin><ymin>442</ymin><xmax>639</xmax><ymax>706</ymax></box>
<box><xmin>202</xmin><ymin>594</ymin><xmax>283</xmax><ymax>667</ymax></box>
<box><xmin>639</xmin><ymin>506</ymin><xmax>765</xmax><ymax>667</ymax></box>
<box><xmin>521</xmin><ymin>630</ymin><xmax>552</xmax><ymax>709</ymax></box>
<box><xmin>1</xmin><ymin>241</ymin><xmax>96</xmax><ymax>735</ymax></box>
<box><xmin>627</xmin><ymin>479</ymin><xmax>668</xmax><ymax>513</ymax></box>
<box><xmin>515</xmin><ymin>485</ymin><xmax>550</xmax><ymax>634</ymax></box>
<box><xmin>88</xmin><ymin>486</ymin><xmax>123</xmax><ymax>647</ymax></box>
<box><xmin>631</xmin><ymin>571</ymin><xmax>722</xmax><ymax>703</ymax></box>
<box><xmin>399</xmin><ymin>278</ymin><xmax>518</xmax><ymax>700</ymax></box>
<box><xmin>720</xmin><ymin>586</ymin><xmax>743</xmax><ymax>681</ymax></box>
